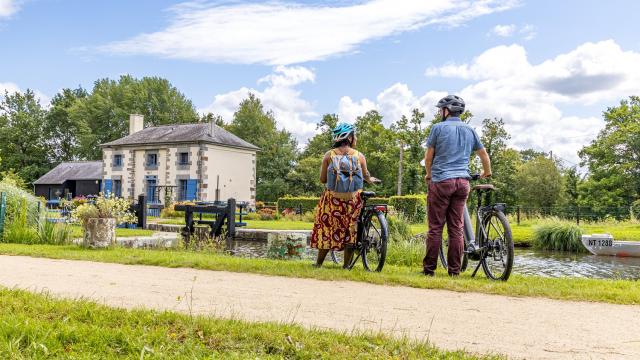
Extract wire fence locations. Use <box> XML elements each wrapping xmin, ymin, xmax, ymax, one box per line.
<box><xmin>504</xmin><ymin>206</ymin><xmax>636</xmax><ymax>225</ymax></box>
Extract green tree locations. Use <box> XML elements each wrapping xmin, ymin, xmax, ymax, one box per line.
<box><xmin>479</xmin><ymin>118</ymin><xmax>520</xmax><ymax>205</ymax></box>
<box><xmin>0</xmin><ymin>90</ymin><xmax>50</xmax><ymax>183</ymax></box>
<box><xmin>226</xmin><ymin>93</ymin><xmax>298</xmax><ymax>201</ymax></box>
<box><xmin>44</xmin><ymin>87</ymin><xmax>88</xmax><ymax>162</ymax></box>
<box><xmin>70</xmin><ymin>75</ymin><xmax>199</xmax><ymax>159</ymax></box>
<box><xmin>515</xmin><ymin>156</ymin><xmax>564</xmax><ymax>209</ymax></box>
<box><xmin>563</xmin><ymin>167</ymin><xmax>580</xmax><ymax>208</ymax></box>
<box><xmin>286</xmin><ymin>155</ymin><xmax>324</xmax><ymax>196</ymax></box>
<box><xmin>578</xmin><ymin>96</ymin><xmax>640</xmax><ymax>212</ymax></box>
<box><xmin>393</xmin><ymin>109</ymin><xmax>427</xmax><ymax>195</ymax></box>
<box><xmin>301</xmin><ymin>114</ymin><xmax>338</xmax><ymax>158</ymax></box>
<box><xmin>520</xmin><ymin>148</ymin><xmax>547</xmax><ymax>162</ymax></box>
<box><xmin>354</xmin><ymin>110</ymin><xmax>397</xmax><ymax>196</ymax></box>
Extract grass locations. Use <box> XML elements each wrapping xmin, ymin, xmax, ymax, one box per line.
<box><xmin>1</xmin><ymin>244</ymin><xmax>639</xmax><ymax>305</ymax></box>
<box><xmin>533</xmin><ymin>218</ymin><xmax>585</xmax><ymax>252</ymax></box>
<box><xmin>0</xmin><ymin>288</ymin><xmax>489</xmax><ymax>359</ymax></box>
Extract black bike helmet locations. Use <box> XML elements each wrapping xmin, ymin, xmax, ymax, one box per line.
<box><xmin>436</xmin><ymin>95</ymin><xmax>465</xmax><ymax>114</ymax></box>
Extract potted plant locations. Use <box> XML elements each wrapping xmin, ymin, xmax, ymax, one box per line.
<box><xmin>72</xmin><ymin>195</ymin><xmax>135</xmax><ymax>248</ymax></box>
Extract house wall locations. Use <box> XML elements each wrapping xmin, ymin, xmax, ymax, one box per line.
<box><xmin>102</xmin><ymin>143</ymin><xmax>255</xmax><ymax>205</ymax></box>
<box><xmin>75</xmin><ymin>180</ymin><xmax>100</xmax><ymax>197</ymax></box>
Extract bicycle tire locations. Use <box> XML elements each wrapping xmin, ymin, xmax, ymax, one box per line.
<box><xmin>439</xmin><ymin>237</ymin><xmax>469</xmax><ymax>272</ymax></box>
<box><xmin>480</xmin><ymin>210</ymin><xmax>514</xmax><ymax>281</ymax></box>
<box><xmin>330</xmin><ymin>249</ymin><xmax>343</xmax><ymax>264</ymax></box>
<box><xmin>362</xmin><ymin>209</ymin><xmax>389</xmax><ymax>272</ymax></box>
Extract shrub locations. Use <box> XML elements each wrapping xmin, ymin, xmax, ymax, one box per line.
<box><xmin>72</xmin><ymin>195</ymin><xmax>135</xmax><ymax>226</ymax></box>
<box><xmin>277</xmin><ymin>196</ymin><xmax>319</xmax><ymax>214</ymax></box>
<box><xmin>2</xmin><ymin>221</ymin><xmax>38</xmax><ymax>244</ymax></box>
<box><xmin>389</xmin><ymin>195</ymin><xmax>426</xmax><ymax>223</ymax></box>
<box><xmin>533</xmin><ymin>218</ymin><xmax>585</xmax><ymax>252</ymax></box>
<box><xmin>386</xmin><ymin>237</ymin><xmax>423</xmax><ymax>267</ymax></box>
<box><xmin>631</xmin><ymin>200</ymin><xmax>640</xmax><ymax>222</ymax></box>
<box><xmin>387</xmin><ymin>215</ymin><xmax>413</xmax><ymax>243</ymax></box>
<box><xmin>0</xmin><ymin>180</ymin><xmax>42</xmax><ymax>228</ymax></box>
<box><xmin>257</xmin><ymin>208</ymin><xmax>276</xmax><ymax>220</ymax></box>
<box><xmin>37</xmin><ymin>220</ymin><xmax>72</xmax><ymax>245</ymax></box>
<box><xmin>244</xmin><ymin>212</ymin><xmax>260</xmax><ymax>221</ymax></box>
<box><xmin>368</xmin><ymin>197</ymin><xmax>390</xmax><ymax>205</ymax></box>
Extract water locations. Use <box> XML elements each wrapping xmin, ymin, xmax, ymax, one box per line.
<box><xmin>229</xmin><ymin>240</ymin><xmax>640</xmax><ymax>280</ymax></box>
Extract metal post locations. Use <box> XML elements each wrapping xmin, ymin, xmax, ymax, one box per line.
<box><xmin>517</xmin><ymin>206</ymin><xmax>520</xmax><ymax>226</ymax></box>
<box><xmin>576</xmin><ymin>206</ymin><xmax>580</xmax><ymax>226</ymax></box>
<box><xmin>137</xmin><ymin>194</ymin><xmax>147</xmax><ymax>229</ymax></box>
<box><xmin>0</xmin><ymin>192</ymin><xmax>6</xmax><ymax>237</ymax></box>
<box><xmin>227</xmin><ymin>198</ymin><xmax>236</xmax><ymax>250</ymax></box>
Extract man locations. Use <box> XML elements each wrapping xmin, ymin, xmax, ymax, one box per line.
<box><xmin>423</xmin><ymin>95</ymin><xmax>491</xmax><ymax>276</ymax></box>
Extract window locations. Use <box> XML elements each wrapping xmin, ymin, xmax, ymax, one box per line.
<box><xmin>178</xmin><ymin>152</ymin><xmax>189</xmax><ymax>165</ymax></box>
<box><xmin>113</xmin><ymin>154</ymin><xmax>123</xmax><ymax>167</ymax></box>
<box><xmin>113</xmin><ymin>179</ymin><xmax>122</xmax><ymax>198</ymax></box>
<box><xmin>178</xmin><ymin>179</ymin><xmax>188</xmax><ymax>201</ymax></box>
<box><xmin>146</xmin><ymin>153</ymin><xmax>158</xmax><ymax>167</ymax></box>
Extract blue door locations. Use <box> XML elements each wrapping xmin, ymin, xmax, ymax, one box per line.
<box><xmin>103</xmin><ymin>179</ymin><xmax>113</xmax><ymax>197</ymax></box>
<box><xmin>146</xmin><ymin>176</ymin><xmax>157</xmax><ymax>203</ymax></box>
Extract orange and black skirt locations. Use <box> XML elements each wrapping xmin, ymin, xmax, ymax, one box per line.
<box><xmin>310</xmin><ymin>190</ymin><xmax>363</xmax><ymax>250</ymax></box>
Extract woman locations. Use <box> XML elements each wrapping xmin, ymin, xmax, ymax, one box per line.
<box><xmin>311</xmin><ymin>122</ymin><xmax>379</xmax><ymax>268</ymax></box>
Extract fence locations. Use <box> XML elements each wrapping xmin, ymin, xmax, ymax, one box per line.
<box><xmin>0</xmin><ymin>192</ymin><xmax>6</xmax><ymax>238</ymax></box>
<box><xmin>505</xmin><ymin>205</ymin><xmax>635</xmax><ymax>225</ymax></box>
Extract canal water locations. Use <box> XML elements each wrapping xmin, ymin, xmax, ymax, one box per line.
<box><xmin>229</xmin><ymin>240</ymin><xmax>640</xmax><ymax>280</ymax></box>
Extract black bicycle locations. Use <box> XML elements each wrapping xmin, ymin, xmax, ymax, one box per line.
<box><xmin>439</xmin><ymin>175</ymin><xmax>514</xmax><ymax>281</ymax></box>
<box><xmin>329</xmin><ymin>191</ymin><xmax>389</xmax><ymax>272</ymax></box>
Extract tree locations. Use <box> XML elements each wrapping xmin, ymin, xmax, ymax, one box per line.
<box><xmin>392</xmin><ymin>109</ymin><xmax>427</xmax><ymax>195</ymax></box>
<box><xmin>226</xmin><ymin>93</ymin><xmax>298</xmax><ymax>201</ymax></box>
<box><xmin>286</xmin><ymin>155</ymin><xmax>325</xmax><ymax>196</ymax></box>
<box><xmin>515</xmin><ymin>156</ymin><xmax>564</xmax><ymax>209</ymax></box>
<box><xmin>520</xmin><ymin>148</ymin><xmax>547</xmax><ymax>162</ymax></box>
<box><xmin>578</xmin><ymin>96</ymin><xmax>640</xmax><ymax>211</ymax></box>
<box><xmin>200</xmin><ymin>112</ymin><xmax>225</xmax><ymax>127</ymax></box>
<box><xmin>44</xmin><ymin>87</ymin><xmax>88</xmax><ymax>162</ymax></box>
<box><xmin>0</xmin><ymin>90</ymin><xmax>50</xmax><ymax>184</ymax></box>
<box><xmin>70</xmin><ymin>75</ymin><xmax>199</xmax><ymax>159</ymax></box>
<box><xmin>563</xmin><ymin>167</ymin><xmax>580</xmax><ymax>208</ymax></box>
<box><xmin>301</xmin><ymin>114</ymin><xmax>338</xmax><ymax>158</ymax></box>
<box><xmin>354</xmin><ymin>110</ymin><xmax>397</xmax><ymax>196</ymax></box>
<box><xmin>479</xmin><ymin>118</ymin><xmax>519</xmax><ymax>205</ymax></box>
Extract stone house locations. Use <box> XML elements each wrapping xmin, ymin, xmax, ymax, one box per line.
<box><xmin>100</xmin><ymin>114</ymin><xmax>259</xmax><ymax>206</ymax></box>
<box><xmin>33</xmin><ymin>161</ymin><xmax>102</xmax><ymax>201</ymax></box>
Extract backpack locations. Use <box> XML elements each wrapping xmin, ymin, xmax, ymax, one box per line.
<box><xmin>326</xmin><ymin>149</ymin><xmax>363</xmax><ymax>197</ymax></box>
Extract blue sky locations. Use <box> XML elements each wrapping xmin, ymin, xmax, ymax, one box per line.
<box><xmin>2</xmin><ymin>0</ymin><xmax>639</xmax><ymax>164</ymax></box>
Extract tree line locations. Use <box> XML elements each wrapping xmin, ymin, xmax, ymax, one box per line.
<box><xmin>0</xmin><ymin>76</ymin><xmax>638</xmax><ymax>217</ymax></box>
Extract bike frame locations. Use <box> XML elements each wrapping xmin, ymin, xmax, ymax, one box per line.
<box><xmin>349</xmin><ymin>197</ymin><xmax>387</xmax><ymax>266</ymax></box>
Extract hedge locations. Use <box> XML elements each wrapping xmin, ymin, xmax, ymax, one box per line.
<box><xmin>277</xmin><ymin>196</ymin><xmax>320</xmax><ymax>214</ymax></box>
<box><xmin>389</xmin><ymin>195</ymin><xmax>427</xmax><ymax>223</ymax></box>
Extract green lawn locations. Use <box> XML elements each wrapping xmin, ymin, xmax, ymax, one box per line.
<box><xmin>0</xmin><ymin>288</ymin><xmax>489</xmax><ymax>359</ymax></box>
<box><xmin>1</xmin><ymin>244</ymin><xmax>639</xmax><ymax>305</ymax></box>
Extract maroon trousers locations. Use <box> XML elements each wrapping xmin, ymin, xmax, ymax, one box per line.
<box><xmin>423</xmin><ymin>178</ymin><xmax>470</xmax><ymax>275</ymax></box>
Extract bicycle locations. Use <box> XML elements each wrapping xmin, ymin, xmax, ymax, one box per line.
<box><xmin>439</xmin><ymin>174</ymin><xmax>514</xmax><ymax>281</ymax></box>
<box><xmin>329</xmin><ymin>191</ymin><xmax>390</xmax><ymax>272</ymax></box>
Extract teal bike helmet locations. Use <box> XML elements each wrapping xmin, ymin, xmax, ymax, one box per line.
<box><xmin>332</xmin><ymin>122</ymin><xmax>355</xmax><ymax>143</ymax></box>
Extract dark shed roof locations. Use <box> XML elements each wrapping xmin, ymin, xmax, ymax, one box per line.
<box><xmin>34</xmin><ymin>161</ymin><xmax>103</xmax><ymax>185</ymax></box>
<box><xmin>100</xmin><ymin>123</ymin><xmax>259</xmax><ymax>151</ymax></box>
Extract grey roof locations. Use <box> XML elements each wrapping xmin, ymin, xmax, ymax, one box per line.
<box><xmin>34</xmin><ymin>161</ymin><xmax>103</xmax><ymax>185</ymax></box>
<box><xmin>101</xmin><ymin>123</ymin><xmax>259</xmax><ymax>151</ymax></box>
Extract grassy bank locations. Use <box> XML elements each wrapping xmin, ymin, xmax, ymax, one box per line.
<box><xmin>1</xmin><ymin>244</ymin><xmax>639</xmax><ymax>305</ymax></box>
<box><xmin>68</xmin><ymin>225</ymin><xmax>154</xmax><ymax>238</ymax></box>
<box><xmin>0</xmin><ymin>288</ymin><xmax>487</xmax><ymax>359</ymax></box>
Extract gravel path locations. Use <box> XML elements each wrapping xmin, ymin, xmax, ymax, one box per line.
<box><xmin>1</xmin><ymin>255</ymin><xmax>639</xmax><ymax>359</ymax></box>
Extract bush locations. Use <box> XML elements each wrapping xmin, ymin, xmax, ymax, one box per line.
<box><xmin>2</xmin><ymin>221</ymin><xmax>38</xmax><ymax>244</ymax></box>
<box><xmin>387</xmin><ymin>215</ymin><xmax>413</xmax><ymax>243</ymax></box>
<box><xmin>631</xmin><ymin>200</ymin><xmax>640</xmax><ymax>222</ymax></box>
<box><xmin>72</xmin><ymin>195</ymin><xmax>135</xmax><ymax>226</ymax></box>
<box><xmin>368</xmin><ymin>197</ymin><xmax>390</xmax><ymax>205</ymax></box>
<box><xmin>389</xmin><ymin>195</ymin><xmax>426</xmax><ymax>223</ymax></box>
<box><xmin>244</xmin><ymin>212</ymin><xmax>260</xmax><ymax>221</ymax></box>
<box><xmin>277</xmin><ymin>196</ymin><xmax>319</xmax><ymax>214</ymax></box>
<box><xmin>533</xmin><ymin>218</ymin><xmax>585</xmax><ymax>252</ymax></box>
<box><xmin>257</xmin><ymin>208</ymin><xmax>276</xmax><ymax>220</ymax></box>
<box><xmin>386</xmin><ymin>237</ymin><xmax>423</xmax><ymax>267</ymax></box>
<box><xmin>0</xmin><ymin>180</ymin><xmax>42</xmax><ymax>228</ymax></box>
<box><xmin>37</xmin><ymin>220</ymin><xmax>72</xmax><ymax>245</ymax></box>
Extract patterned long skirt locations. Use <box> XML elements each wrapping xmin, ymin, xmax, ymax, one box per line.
<box><xmin>310</xmin><ymin>190</ymin><xmax>364</xmax><ymax>250</ymax></box>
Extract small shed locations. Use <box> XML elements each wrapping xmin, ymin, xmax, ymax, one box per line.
<box><xmin>34</xmin><ymin>161</ymin><xmax>102</xmax><ymax>200</ymax></box>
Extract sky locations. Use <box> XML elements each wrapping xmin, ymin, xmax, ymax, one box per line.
<box><xmin>1</xmin><ymin>0</ymin><xmax>639</xmax><ymax>165</ymax></box>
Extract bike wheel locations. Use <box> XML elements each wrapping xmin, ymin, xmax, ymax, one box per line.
<box><xmin>362</xmin><ymin>210</ymin><xmax>389</xmax><ymax>272</ymax></box>
<box><xmin>439</xmin><ymin>236</ymin><xmax>469</xmax><ymax>272</ymax></box>
<box><xmin>480</xmin><ymin>211</ymin><xmax>514</xmax><ymax>281</ymax></box>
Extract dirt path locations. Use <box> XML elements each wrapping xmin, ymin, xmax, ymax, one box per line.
<box><xmin>1</xmin><ymin>255</ymin><xmax>639</xmax><ymax>359</ymax></box>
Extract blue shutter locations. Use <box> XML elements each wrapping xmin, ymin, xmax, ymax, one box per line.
<box><xmin>103</xmin><ymin>179</ymin><xmax>113</xmax><ymax>196</ymax></box>
<box><xmin>186</xmin><ymin>179</ymin><xmax>198</xmax><ymax>201</ymax></box>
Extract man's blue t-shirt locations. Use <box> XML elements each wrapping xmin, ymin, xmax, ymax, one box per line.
<box><xmin>425</xmin><ymin>117</ymin><xmax>484</xmax><ymax>183</ymax></box>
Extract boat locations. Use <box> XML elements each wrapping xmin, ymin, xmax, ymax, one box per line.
<box><xmin>581</xmin><ymin>234</ymin><xmax>640</xmax><ymax>257</ymax></box>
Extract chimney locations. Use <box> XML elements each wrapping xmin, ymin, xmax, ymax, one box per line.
<box><xmin>129</xmin><ymin>114</ymin><xmax>144</xmax><ymax>135</ymax></box>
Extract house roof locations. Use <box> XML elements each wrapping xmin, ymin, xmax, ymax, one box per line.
<box><xmin>100</xmin><ymin>123</ymin><xmax>260</xmax><ymax>151</ymax></box>
<box><xmin>34</xmin><ymin>161</ymin><xmax>103</xmax><ymax>185</ymax></box>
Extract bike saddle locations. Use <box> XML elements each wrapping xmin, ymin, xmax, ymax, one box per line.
<box><xmin>361</xmin><ymin>191</ymin><xmax>376</xmax><ymax>198</ymax></box>
<box><xmin>472</xmin><ymin>184</ymin><xmax>495</xmax><ymax>192</ymax></box>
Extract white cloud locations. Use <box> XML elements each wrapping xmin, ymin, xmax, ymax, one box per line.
<box><xmin>201</xmin><ymin>66</ymin><xmax>318</xmax><ymax>144</ymax></box>
<box><xmin>101</xmin><ymin>0</ymin><xmax>519</xmax><ymax>65</ymax></box>
<box><xmin>423</xmin><ymin>40</ymin><xmax>640</xmax><ymax>163</ymax></box>
<box><xmin>0</xmin><ymin>0</ymin><xmax>19</xmax><ymax>18</ymax></box>
<box><xmin>0</xmin><ymin>81</ymin><xmax>50</xmax><ymax>106</ymax></box>
<box><xmin>491</xmin><ymin>24</ymin><xmax>516</xmax><ymax>37</ymax></box>
<box><xmin>488</xmin><ymin>23</ymin><xmax>535</xmax><ymax>40</ymax></box>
